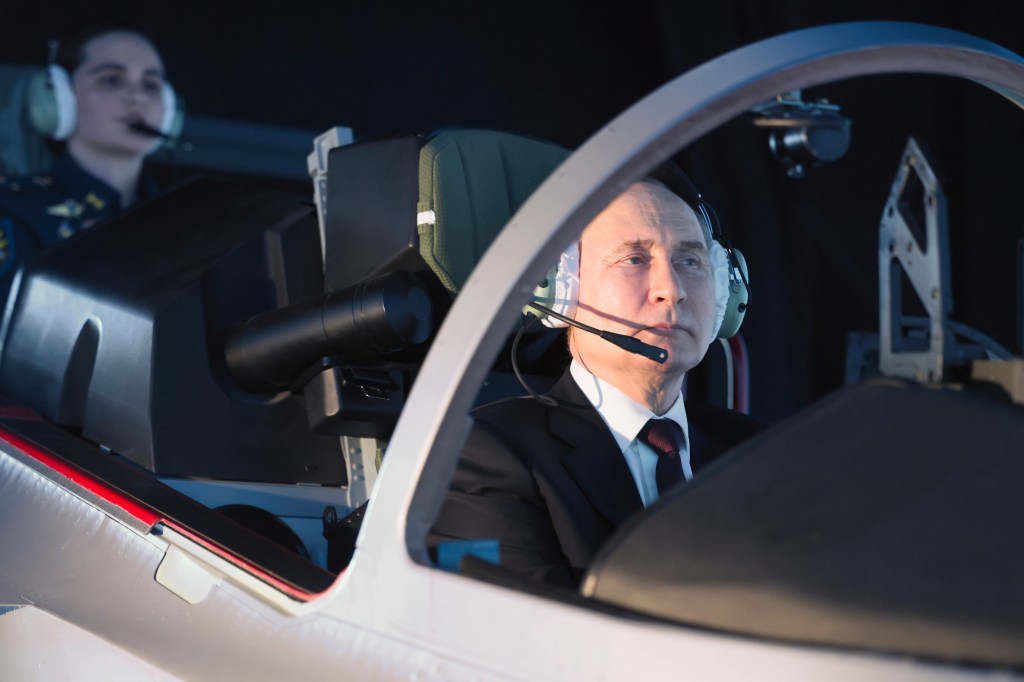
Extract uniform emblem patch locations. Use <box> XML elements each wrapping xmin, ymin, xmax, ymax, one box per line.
<box><xmin>46</xmin><ymin>199</ymin><xmax>85</xmax><ymax>219</ymax></box>
<box><xmin>84</xmin><ymin>192</ymin><xmax>106</xmax><ymax>211</ymax></box>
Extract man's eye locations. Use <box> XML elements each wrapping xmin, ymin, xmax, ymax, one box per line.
<box><xmin>623</xmin><ymin>255</ymin><xmax>646</xmax><ymax>265</ymax></box>
<box><xmin>142</xmin><ymin>80</ymin><xmax>163</xmax><ymax>96</ymax></box>
<box><xmin>676</xmin><ymin>256</ymin><xmax>701</xmax><ymax>268</ymax></box>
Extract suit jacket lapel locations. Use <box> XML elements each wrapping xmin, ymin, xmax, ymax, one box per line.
<box><xmin>689</xmin><ymin>424</ymin><xmax>713</xmax><ymax>473</ymax></box>
<box><xmin>546</xmin><ymin>373</ymin><xmax>643</xmax><ymax>526</ymax></box>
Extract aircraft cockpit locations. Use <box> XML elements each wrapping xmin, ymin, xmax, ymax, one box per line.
<box><xmin>0</xmin><ymin>21</ymin><xmax>1021</xmax><ymax>678</ymax></box>
<box><xmin>0</xmin><ymin>127</ymin><xmax>582</xmax><ymax>582</ymax></box>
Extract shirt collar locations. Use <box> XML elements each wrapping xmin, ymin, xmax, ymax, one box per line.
<box><xmin>569</xmin><ymin>359</ymin><xmax>690</xmax><ymax>453</ymax></box>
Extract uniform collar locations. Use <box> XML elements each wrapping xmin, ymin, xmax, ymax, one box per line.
<box><xmin>52</xmin><ymin>154</ymin><xmax>124</xmax><ymax>211</ymax></box>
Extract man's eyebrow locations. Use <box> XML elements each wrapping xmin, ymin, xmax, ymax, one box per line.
<box><xmin>611</xmin><ymin>239</ymin><xmax>654</xmax><ymax>253</ymax></box>
<box><xmin>675</xmin><ymin>239</ymin><xmax>708</xmax><ymax>253</ymax></box>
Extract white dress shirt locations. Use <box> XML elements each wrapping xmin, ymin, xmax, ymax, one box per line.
<box><xmin>569</xmin><ymin>359</ymin><xmax>691</xmax><ymax>507</ymax></box>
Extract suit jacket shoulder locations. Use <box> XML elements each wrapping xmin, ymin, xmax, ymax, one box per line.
<box><xmin>432</xmin><ymin>372</ymin><xmax>643</xmax><ymax>586</ymax></box>
<box><xmin>686</xmin><ymin>400</ymin><xmax>764</xmax><ymax>470</ymax></box>
<box><xmin>430</xmin><ymin>370</ymin><xmax>764</xmax><ymax>588</ymax></box>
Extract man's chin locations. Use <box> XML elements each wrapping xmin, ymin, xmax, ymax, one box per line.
<box><xmin>653</xmin><ymin>344</ymin><xmax>706</xmax><ymax>375</ymax></box>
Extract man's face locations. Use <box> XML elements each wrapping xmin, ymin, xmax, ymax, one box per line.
<box><xmin>70</xmin><ymin>32</ymin><xmax>166</xmax><ymax>158</ymax></box>
<box><xmin>572</xmin><ymin>182</ymin><xmax>716</xmax><ymax>396</ymax></box>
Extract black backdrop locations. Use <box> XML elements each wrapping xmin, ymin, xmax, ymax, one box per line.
<box><xmin>1</xmin><ymin>1</ymin><xmax>1021</xmax><ymax>421</ymax></box>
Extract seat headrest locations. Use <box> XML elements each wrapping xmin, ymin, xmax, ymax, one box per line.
<box><xmin>416</xmin><ymin>129</ymin><xmax>570</xmax><ymax>293</ymax></box>
<box><xmin>322</xmin><ymin>129</ymin><xmax>569</xmax><ymax>295</ymax></box>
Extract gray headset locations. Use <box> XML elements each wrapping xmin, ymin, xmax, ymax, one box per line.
<box><xmin>25</xmin><ymin>39</ymin><xmax>184</xmax><ymax>145</ymax></box>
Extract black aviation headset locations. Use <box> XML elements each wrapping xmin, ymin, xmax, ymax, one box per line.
<box><xmin>25</xmin><ymin>29</ymin><xmax>184</xmax><ymax>147</ymax></box>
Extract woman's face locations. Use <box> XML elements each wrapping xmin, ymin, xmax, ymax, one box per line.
<box><xmin>69</xmin><ymin>31</ymin><xmax>167</xmax><ymax>158</ymax></box>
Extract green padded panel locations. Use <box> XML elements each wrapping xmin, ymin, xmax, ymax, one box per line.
<box><xmin>417</xmin><ymin>130</ymin><xmax>569</xmax><ymax>293</ymax></box>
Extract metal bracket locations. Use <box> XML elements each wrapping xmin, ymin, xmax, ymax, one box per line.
<box><xmin>306</xmin><ymin>126</ymin><xmax>355</xmax><ymax>264</ymax></box>
<box><xmin>752</xmin><ymin>90</ymin><xmax>851</xmax><ymax>178</ymax></box>
<box><xmin>340</xmin><ymin>436</ymin><xmax>379</xmax><ymax>509</ymax></box>
<box><xmin>878</xmin><ymin>137</ymin><xmax>953</xmax><ymax>382</ymax></box>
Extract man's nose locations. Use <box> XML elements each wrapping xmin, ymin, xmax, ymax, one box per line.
<box><xmin>650</xmin><ymin>260</ymin><xmax>685</xmax><ymax>304</ymax></box>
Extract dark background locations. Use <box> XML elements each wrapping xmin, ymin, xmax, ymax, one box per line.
<box><xmin>1</xmin><ymin>1</ymin><xmax>1021</xmax><ymax>422</ymax></box>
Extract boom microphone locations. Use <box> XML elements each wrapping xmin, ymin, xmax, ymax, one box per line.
<box><xmin>526</xmin><ymin>301</ymin><xmax>667</xmax><ymax>364</ymax></box>
<box><xmin>128</xmin><ymin>120</ymin><xmax>171</xmax><ymax>140</ymax></box>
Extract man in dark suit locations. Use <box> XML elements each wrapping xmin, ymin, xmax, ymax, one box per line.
<box><xmin>431</xmin><ymin>179</ymin><xmax>760</xmax><ymax>588</ymax></box>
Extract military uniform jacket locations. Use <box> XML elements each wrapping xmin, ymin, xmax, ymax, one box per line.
<box><xmin>0</xmin><ymin>154</ymin><xmax>126</xmax><ymax>301</ymax></box>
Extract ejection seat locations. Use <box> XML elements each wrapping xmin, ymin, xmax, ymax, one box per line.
<box><xmin>309</xmin><ymin>129</ymin><xmax>571</xmax><ymax>569</ymax></box>
<box><xmin>317</xmin><ymin>128</ymin><xmax>573</xmax><ymax>391</ymax></box>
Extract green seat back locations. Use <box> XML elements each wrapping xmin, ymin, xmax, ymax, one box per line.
<box><xmin>416</xmin><ymin>130</ymin><xmax>569</xmax><ymax>293</ymax></box>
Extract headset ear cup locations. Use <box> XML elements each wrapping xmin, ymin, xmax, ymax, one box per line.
<box><xmin>158</xmin><ymin>81</ymin><xmax>185</xmax><ymax>145</ymax></box>
<box><xmin>525</xmin><ymin>264</ymin><xmax>564</xmax><ymax>324</ymax></box>
<box><xmin>27</xmin><ymin>65</ymin><xmax>76</xmax><ymax>140</ymax></box>
<box><xmin>525</xmin><ymin>242</ymin><xmax>579</xmax><ymax>328</ymax></box>
<box><xmin>717</xmin><ymin>247</ymin><xmax>749</xmax><ymax>338</ymax></box>
<box><xmin>26</xmin><ymin>69</ymin><xmax>56</xmax><ymax>137</ymax></box>
<box><xmin>47</xmin><ymin>65</ymin><xmax>75</xmax><ymax>140</ymax></box>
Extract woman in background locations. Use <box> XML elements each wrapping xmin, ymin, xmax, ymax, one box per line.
<box><xmin>0</xmin><ymin>26</ymin><xmax>176</xmax><ymax>301</ymax></box>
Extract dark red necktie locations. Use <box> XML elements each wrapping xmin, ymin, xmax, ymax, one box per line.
<box><xmin>638</xmin><ymin>418</ymin><xmax>687</xmax><ymax>494</ymax></box>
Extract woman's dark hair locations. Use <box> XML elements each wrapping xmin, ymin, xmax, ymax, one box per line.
<box><xmin>53</xmin><ymin>25</ymin><xmax>157</xmax><ymax>74</ymax></box>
